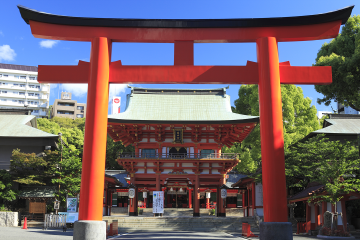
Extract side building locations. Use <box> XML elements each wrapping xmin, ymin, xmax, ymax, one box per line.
<box><xmin>0</xmin><ymin>63</ymin><xmax>50</xmax><ymax>118</ymax></box>
<box><xmin>51</xmin><ymin>92</ymin><xmax>86</xmax><ymax>119</ymax></box>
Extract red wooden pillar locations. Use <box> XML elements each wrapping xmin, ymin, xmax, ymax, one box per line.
<box><xmin>341</xmin><ymin>200</ymin><xmax>347</xmax><ymax>230</ymax></box>
<box><xmin>218</xmin><ymin>176</ymin><xmax>226</xmax><ymax>217</ymax></box>
<box><xmin>242</xmin><ymin>190</ymin><xmax>246</xmax><ymax>217</ymax></box>
<box><xmin>206</xmin><ymin>197</ymin><xmax>210</xmax><ymax>209</ymax></box>
<box><xmin>315</xmin><ymin>205</ymin><xmax>319</xmax><ymax>228</ymax></box>
<box><xmin>193</xmin><ymin>175</ymin><xmax>200</xmax><ymax>217</ymax></box>
<box><xmin>306</xmin><ymin>203</ymin><xmax>311</xmax><ymax>233</ymax></box>
<box><xmin>257</xmin><ymin>37</ymin><xmax>288</xmax><ymax>223</ymax></box>
<box><xmin>321</xmin><ymin>202</ymin><xmax>327</xmax><ymax>225</ymax></box>
<box><xmin>78</xmin><ymin>37</ymin><xmax>110</xmax><ymax>221</ymax></box>
<box><xmin>188</xmin><ymin>189</ymin><xmax>192</xmax><ymax>208</ymax></box>
<box><xmin>252</xmin><ymin>182</ymin><xmax>256</xmax><ymax>216</ymax></box>
<box><xmin>156</xmin><ymin>174</ymin><xmax>160</xmax><ymax>191</ymax></box>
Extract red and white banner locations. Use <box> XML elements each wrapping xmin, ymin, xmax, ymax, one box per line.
<box><xmin>111</xmin><ymin>97</ymin><xmax>121</xmax><ymax>114</ymax></box>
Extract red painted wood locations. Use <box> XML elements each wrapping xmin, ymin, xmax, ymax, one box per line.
<box><xmin>174</xmin><ymin>41</ymin><xmax>193</xmax><ymax>65</ymax></box>
<box><xmin>257</xmin><ymin>37</ymin><xmax>288</xmax><ymax>222</ymax></box>
<box><xmin>29</xmin><ymin>20</ymin><xmax>341</xmax><ymax>43</ymax></box>
<box><xmin>38</xmin><ymin>61</ymin><xmax>331</xmax><ymax>85</ymax></box>
<box><xmin>78</xmin><ymin>37</ymin><xmax>110</xmax><ymax>221</ymax></box>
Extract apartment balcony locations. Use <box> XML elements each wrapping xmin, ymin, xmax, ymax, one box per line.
<box><xmin>41</xmin><ymin>95</ymin><xmax>48</xmax><ymax>99</ymax></box>
<box><xmin>39</xmin><ymin>103</ymin><xmax>47</xmax><ymax>108</ymax></box>
<box><xmin>0</xmin><ymin>93</ymin><xmax>26</xmax><ymax>99</ymax></box>
<box><xmin>41</xmin><ymin>86</ymin><xmax>49</xmax><ymax>92</ymax></box>
<box><xmin>118</xmin><ymin>152</ymin><xmax>238</xmax><ymax>160</ymax></box>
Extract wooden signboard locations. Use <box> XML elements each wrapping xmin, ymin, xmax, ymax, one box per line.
<box><xmin>29</xmin><ymin>201</ymin><xmax>46</xmax><ymax>214</ymax></box>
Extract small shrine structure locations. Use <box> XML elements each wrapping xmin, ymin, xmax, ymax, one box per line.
<box><xmin>107</xmin><ymin>87</ymin><xmax>259</xmax><ymax>216</ymax></box>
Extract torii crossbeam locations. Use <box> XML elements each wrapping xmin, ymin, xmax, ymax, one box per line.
<box><xmin>18</xmin><ymin>5</ymin><xmax>353</xmax><ymax>240</ymax></box>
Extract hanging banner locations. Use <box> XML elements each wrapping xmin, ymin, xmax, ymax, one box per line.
<box><xmin>143</xmin><ymin>192</ymin><xmax>147</xmax><ymax>198</ymax></box>
<box><xmin>221</xmin><ymin>189</ymin><xmax>227</xmax><ymax>199</ymax></box>
<box><xmin>67</xmin><ymin>198</ymin><xmax>77</xmax><ymax>212</ymax></box>
<box><xmin>152</xmin><ymin>191</ymin><xmax>164</xmax><ymax>214</ymax></box>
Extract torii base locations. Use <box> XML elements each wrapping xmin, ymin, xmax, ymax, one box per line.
<box><xmin>74</xmin><ymin>221</ymin><xmax>106</xmax><ymax>240</ymax></box>
<box><xmin>259</xmin><ymin>222</ymin><xmax>293</xmax><ymax>240</ymax></box>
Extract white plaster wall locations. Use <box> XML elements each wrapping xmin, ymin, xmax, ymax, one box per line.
<box><xmin>208</xmin><ymin>139</ymin><xmax>215</xmax><ymax>143</ymax></box>
<box><xmin>199</xmin><ymin>139</ymin><xmax>207</xmax><ymax>143</ymax></box>
<box><xmin>255</xmin><ymin>183</ymin><xmax>263</xmax><ymax>207</ymax></box>
<box><xmin>202</xmin><ymin>163</ymin><xmax>209</xmax><ymax>167</ymax></box>
<box><xmin>337</xmin><ymin>201</ymin><xmax>343</xmax><ymax>225</ymax></box>
<box><xmin>149</xmin><ymin>138</ymin><xmax>156</xmax><ymax>142</ymax></box>
<box><xmin>201</xmin><ymin>169</ymin><xmax>209</xmax><ymax>174</ymax></box>
<box><xmin>164</xmin><ymin>138</ymin><xmax>172</xmax><ymax>142</ymax></box>
<box><xmin>249</xmin><ymin>208</ymin><xmax>253</xmax><ymax>217</ymax></box>
<box><xmin>182</xmin><ymin>163</ymin><xmax>193</xmax><ymax>167</ymax></box>
<box><xmin>184</xmin><ymin>138</ymin><xmax>193</xmax><ymax>143</ymax></box>
<box><xmin>147</xmin><ymin>169</ymin><xmax>155</xmax><ymax>174</ymax></box>
<box><xmin>137</xmin><ymin>162</ymin><xmax>144</xmax><ymax>167</ymax></box>
<box><xmin>136</xmin><ymin>169</ymin><xmax>145</xmax><ymax>173</ymax></box>
<box><xmin>256</xmin><ymin>208</ymin><xmax>264</xmax><ymax>216</ymax></box>
<box><xmin>162</xmin><ymin>169</ymin><xmax>172</xmax><ymax>174</ymax></box>
<box><xmin>162</xmin><ymin>163</ymin><xmax>174</xmax><ymax>167</ymax></box>
<box><xmin>311</xmin><ymin>204</ymin><xmax>315</xmax><ymax>223</ymax></box>
<box><xmin>190</xmin><ymin>147</ymin><xmax>194</xmax><ymax>158</ymax></box>
<box><xmin>147</xmin><ymin>163</ymin><xmax>154</xmax><ymax>167</ymax></box>
<box><xmin>211</xmin><ymin>169</ymin><xmax>220</xmax><ymax>174</ymax></box>
<box><xmin>319</xmin><ymin>205</ymin><xmax>323</xmax><ymax>224</ymax></box>
<box><xmin>212</xmin><ymin>163</ymin><xmax>220</xmax><ymax>167</ymax></box>
<box><xmin>327</xmin><ymin>202</ymin><xmax>332</xmax><ymax>212</ymax></box>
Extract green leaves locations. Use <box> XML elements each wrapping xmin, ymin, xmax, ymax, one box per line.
<box><xmin>315</xmin><ymin>16</ymin><xmax>360</xmax><ymax>111</ymax></box>
<box><xmin>228</xmin><ymin>84</ymin><xmax>320</xmax><ymax>174</ymax></box>
<box><xmin>285</xmin><ymin>135</ymin><xmax>360</xmax><ymax>204</ymax></box>
<box><xmin>0</xmin><ymin>170</ymin><xmax>17</xmax><ymax>204</ymax></box>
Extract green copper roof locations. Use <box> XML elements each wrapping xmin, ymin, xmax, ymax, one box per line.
<box><xmin>312</xmin><ymin>119</ymin><xmax>360</xmax><ymax>135</ymax></box>
<box><xmin>0</xmin><ymin>115</ymin><xmax>58</xmax><ymax>138</ymax></box>
<box><xmin>108</xmin><ymin>87</ymin><xmax>259</xmax><ymax>124</ymax></box>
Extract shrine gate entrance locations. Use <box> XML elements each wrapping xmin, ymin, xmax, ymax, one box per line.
<box><xmin>18</xmin><ymin>5</ymin><xmax>353</xmax><ymax>240</ymax></box>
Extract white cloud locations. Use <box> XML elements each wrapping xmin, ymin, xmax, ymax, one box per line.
<box><xmin>62</xmin><ymin>84</ymin><xmax>88</xmax><ymax>97</ymax></box>
<box><xmin>109</xmin><ymin>84</ymin><xmax>127</xmax><ymax>102</ymax></box>
<box><xmin>40</xmin><ymin>40</ymin><xmax>58</xmax><ymax>48</ymax></box>
<box><xmin>0</xmin><ymin>45</ymin><xmax>16</xmax><ymax>61</ymax></box>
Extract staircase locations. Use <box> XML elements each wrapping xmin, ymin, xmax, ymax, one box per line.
<box><xmin>103</xmin><ymin>216</ymin><xmax>258</xmax><ymax>232</ymax></box>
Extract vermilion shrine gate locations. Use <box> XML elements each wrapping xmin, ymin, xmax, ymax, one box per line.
<box><xmin>18</xmin><ymin>5</ymin><xmax>353</xmax><ymax>240</ymax></box>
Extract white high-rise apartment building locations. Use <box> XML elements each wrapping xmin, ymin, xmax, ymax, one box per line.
<box><xmin>0</xmin><ymin>63</ymin><xmax>50</xmax><ymax>117</ymax></box>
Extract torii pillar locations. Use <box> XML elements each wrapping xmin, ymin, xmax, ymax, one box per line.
<box><xmin>17</xmin><ymin>5</ymin><xmax>353</xmax><ymax>240</ymax></box>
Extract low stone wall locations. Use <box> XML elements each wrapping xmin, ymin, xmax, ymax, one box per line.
<box><xmin>0</xmin><ymin>212</ymin><xmax>18</xmax><ymax>227</ymax></box>
<box><xmin>111</xmin><ymin>207</ymin><xmax>128</xmax><ymax>215</ymax></box>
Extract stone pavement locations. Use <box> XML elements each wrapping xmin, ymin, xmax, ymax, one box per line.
<box><xmin>0</xmin><ymin>227</ymin><xmax>359</xmax><ymax>240</ymax></box>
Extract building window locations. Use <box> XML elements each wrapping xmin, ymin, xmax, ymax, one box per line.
<box><xmin>29</xmin><ymin>85</ymin><xmax>35</xmax><ymax>88</ymax></box>
<box><xmin>20</xmin><ymin>76</ymin><xmax>26</xmax><ymax>80</ymax></box>
<box><xmin>28</xmin><ymin>101</ymin><xmax>34</xmax><ymax>105</ymax></box>
<box><xmin>29</xmin><ymin>76</ymin><xmax>37</xmax><ymax>80</ymax></box>
<box><xmin>20</xmin><ymin>84</ymin><xmax>25</xmax><ymax>87</ymax></box>
<box><xmin>14</xmin><ymin>75</ymin><xmax>19</xmax><ymax>79</ymax></box>
<box><xmin>12</xmin><ymin>100</ymin><xmax>17</xmax><ymax>103</ymax></box>
<box><xmin>19</xmin><ymin>92</ymin><xmax>25</xmax><ymax>95</ymax></box>
<box><xmin>19</xmin><ymin>100</ymin><xmax>25</xmax><ymax>104</ymax></box>
<box><xmin>33</xmin><ymin>110</ymin><xmax>39</xmax><ymax>113</ymax></box>
<box><xmin>1</xmin><ymin>99</ymin><xmax>6</xmax><ymax>102</ymax></box>
<box><xmin>77</xmin><ymin>106</ymin><xmax>84</xmax><ymax>110</ymax></box>
<box><xmin>28</xmin><ymin>93</ymin><xmax>34</xmax><ymax>96</ymax></box>
<box><xmin>76</xmin><ymin>114</ymin><xmax>83</xmax><ymax>118</ymax></box>
<box><xmin>2</xmin><ymin>83</ymin><xmax>8</xmax><ymax>85</ymax></box>
<box><xmin>1</xmin><ymin>91</ymin><xmax>7</xmax><ymax>94</ymax></box>
<box><xmin>142</xmin><ymin>149</ymin><xmax>156</xmax><ymax>158</ymax></box>
<box><xmin>200</xmin><ymin>149</ymin><xmax>215</xmax><ymax>158</ymax></box>
<box><xmin>3</xmin><ymin>75</ymin><xmax>8</xmax><ymax>77</ymax></box>
<box><xmin>0</xmin><ymin>74</ymin><xmax>2</xmax><ymax>78</ymax></box>
<box><xmin>34</xmin><ymin>102</ymin><xmax>38</xmax><ymax>104</ymax></box>
<box><xmin>58</xmin><ymin>102</ymin><xmax>74</xmax><ymax>107</ymax></box>
<box><xmin>13</xmin><ymin>92</ymin><xmax>18</xmax><ymax>95</ymax></box>
<box><xmin>13</xmin><ymin>83</ymin><xmax>19</xmax><ymax>86</ymax></box>
<box><xmin>36</xmin><ymin>85</ymin><xmax>40</xmax><ymax>89</ymax></box>
<box><xmin>35</xmin><ymin>93</ymin><xmax>39</xmax><ymax>97</ymax></box>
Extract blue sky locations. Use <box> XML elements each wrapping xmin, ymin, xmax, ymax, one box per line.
<box><xmin>0</xmin><ymin>0</ymin><xmax>358</xmax><ymax>114</ymax></box>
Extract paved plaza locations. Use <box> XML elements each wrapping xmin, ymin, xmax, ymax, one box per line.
<box><xmin>1</xmin><ymin>227</ymin><xmax>359</xmax><ymax>240</ymax></box>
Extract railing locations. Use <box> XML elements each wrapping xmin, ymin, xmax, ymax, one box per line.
<box><xmin>119</xmin><ymin>152</ymin><xmax>238</xmax><ymax>160</ymax></box>
<box><xmin>43</xmin><ymin>214</ymin><xmax>66</xmax><ymax>229</ymax></box>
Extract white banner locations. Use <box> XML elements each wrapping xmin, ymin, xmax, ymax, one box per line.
<box><xmin>152</xmin><ymin>191</ymin><xmax>164</xmax><ymax>214</ymax></box>
<box><xmin>143</xmin><ymin>192</ymin><xmax>147</xmax><ymax>198</ymax></box>
<box><xmin>112</xmin><ymin>97</ymin><xmax>121</xmax><ymax>114</ymax></box>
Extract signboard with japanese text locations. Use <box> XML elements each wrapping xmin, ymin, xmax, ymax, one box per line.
<box><xmin>152</xmin><ymin>191</ymin><xmax>164</xmax><ymax>214</ymax></box>
<box><xmin>173</xmin><ymin>129</ymin><xmax>183</xmax><ymax>144</ymax></box>
<box><xmin>58</xmin><ymin>212</ymin><xmax>78</xmax><ymax>223</ymax></box>
<box><xmin>67</xmin><ymin>198</ymin><xmax>77</xmax><ymax>212</ymax></box>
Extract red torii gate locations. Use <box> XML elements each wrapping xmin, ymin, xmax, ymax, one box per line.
<box><xmin>18</xmin><ymin>5</ymin><xmax>353</xmax><ymax>240</ymax></box>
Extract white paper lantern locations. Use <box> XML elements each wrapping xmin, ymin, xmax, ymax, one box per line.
<box><xmin>221</xmin><ymin>188</ymin><xmax>227</xmax><ymax>199</ymax></box>
<box><xmin>143</xmin><ymin>192</ymin><xmax>147</xmax><ymax>198</ymax></box>
<box><xmin>129</xmin><ymin>188</ymin><xmax>135</xmax><ymax>199</ymax></box>
<box><xmin>206</xmin><ymin>192</ymin><xmax>211</xmax><ymax>199</ymax></box>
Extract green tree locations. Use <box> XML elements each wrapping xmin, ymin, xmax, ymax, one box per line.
<box><xmin>0</xmin><ymin>170</ymin><xmax>17</xmax><ymax>207</ymax></box>
<box><xmin>285</xmin><ymin>134</ymin><xmax>360</xmax><ymax>228</ymax></box>
<box><xmin>10</xmin><ymin>149</ymin><xmax>50</xmax><ymax>185</ymax></box>
<box><xmin>315</xmin><ymin>16</ymin><xmax>360</xmax><ymax>111</ymax></box>
<box><xmin>106</xmin><ymin>136</ymin><xmax>134</xmax><ymax>170</ymax></box>
<box><xmin>48</xmin><ymin>149</ymin><xmax>82</xmax><ymax>204</ymax></box>
<box><xmin>228</xmin><ymin>84</ymin><xmax>320</xmax><ymax>173</ymax></box>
